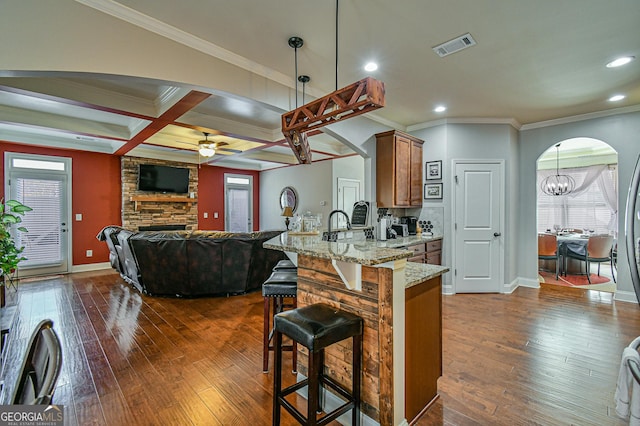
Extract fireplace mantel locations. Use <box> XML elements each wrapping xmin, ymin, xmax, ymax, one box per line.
<box><xmin>129</xmin><ymin>195</ymin><xmax>196</xmax><ymax>212</ymax></box>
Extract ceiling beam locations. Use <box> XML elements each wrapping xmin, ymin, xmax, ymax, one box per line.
<box><xmin>114</xmin><ymin>90</ymin><xmax>210</xmax><ymax>156</ymax></box>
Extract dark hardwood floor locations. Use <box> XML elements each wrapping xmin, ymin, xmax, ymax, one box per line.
<box><xmin>1</xmin><ymin>270</ymin><xmax>639</xmax><ymax>425</ymax></box>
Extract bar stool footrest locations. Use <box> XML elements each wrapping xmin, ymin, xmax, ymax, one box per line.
<box><xmin>278</xmin><ymin>376</ymin><xmax>356</xmax><ymax>426</ymax></box>
<box><xmin>279</xmin><ymin>395</ymin><xmax>354</xmax><ymax>426</ymax></box>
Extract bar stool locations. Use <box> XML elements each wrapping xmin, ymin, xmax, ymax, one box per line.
<box><xmin>263</xmin><ymin>270</ymin><xmax>298</xmax><ymax>373</ymax></box>
<box><xmin>273</xmin><ymin>259</ymin><xmax>297</xmax><ymax>271</ymax></box>
<box><xmin>273</xmin><ymin>303</ymin><xmax>363</xmax><ymax>426</ymax></box>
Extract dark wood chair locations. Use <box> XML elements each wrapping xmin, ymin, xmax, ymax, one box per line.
<box><xmin>565</xmin><ymin>234</ymin><xmax>616</xmax><ymax>283</ymax></box>
<box><xmin>538</xmin><ymin>233</ymin><xmax>560</xmax><ymax>280</ymax></box>
<box><xmin>12</xmin><ymin>319</ymin><xmax>62</xmax><ymax>405</ymax></box>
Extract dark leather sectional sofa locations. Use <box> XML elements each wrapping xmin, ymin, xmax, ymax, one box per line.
<box><xmin>97</xmin><ymin>226</ymin><xmax>286</xmax><ymax>297</ymax></box>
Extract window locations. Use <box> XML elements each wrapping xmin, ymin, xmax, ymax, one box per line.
<box><xmin>537</xmin><ymin>165</ymin><xmax>617</xmax><ymax>234</ymax></box>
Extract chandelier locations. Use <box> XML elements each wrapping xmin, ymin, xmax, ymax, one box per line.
<box><xmin>541</xmin><ymin>143</ymin><xmax>575</xmax><ymax>196</ymax></box>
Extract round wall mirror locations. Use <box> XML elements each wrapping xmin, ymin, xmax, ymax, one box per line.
<box><xmin>279</xmin><ymin>186</ymin><xmax>298</xmax><ymax>212</ymax></box>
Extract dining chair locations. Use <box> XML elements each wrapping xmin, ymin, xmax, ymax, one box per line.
<box><xmin>538</xmin><ymin>233</ymin><xmax>560</xmax><ymax>280</ymax></box>
<box><xmin>12</xmin><ymin>319</ymin><xmax>63</xmax><ymax>405</ymax></box>
<box><xmin>565</xmin><ymin>234</ymin><xmax>616</xmax><ymax>283</ymax></box>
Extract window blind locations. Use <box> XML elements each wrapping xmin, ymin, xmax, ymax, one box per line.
<box><xmin>13</xmin><ymin>177</ymin><xmax>63</xmax><ymax>267</ymax></box>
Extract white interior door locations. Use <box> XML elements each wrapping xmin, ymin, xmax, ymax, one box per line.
<box><xmin>5</xmin><ymin>153</ymin><xmax>72</xmax><ymax>277</ymax></box>
<box><xmin>453</xmin><ymin>161</ymin><xmax>504</xmax><ymax>293</ymax></box>
<box><xmin>337</xmin><ymin>178</ymin><xmax>361</xmax><ymax>228</ymax></box>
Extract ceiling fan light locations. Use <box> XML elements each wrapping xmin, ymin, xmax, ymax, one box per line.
<box><xmin>199</xmin><ymin>144</ymin><xmax>216</xmax><ymax>157</ymax></box>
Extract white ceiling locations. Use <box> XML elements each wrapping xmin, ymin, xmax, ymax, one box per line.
<box><xmin>1</xmin><ymin>0</ymin><xmax>639</xmax><ymax>169</ymax></box>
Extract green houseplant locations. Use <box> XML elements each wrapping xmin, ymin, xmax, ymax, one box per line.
<box><xmin>0</xmin><ymin>199</ymin><xmax>32</xmax><ymax>286</ymax></box>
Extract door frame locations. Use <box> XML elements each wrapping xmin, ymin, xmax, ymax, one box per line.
<box><xmin>223</xmin><ymin>173</ymin><xmax>254</xmax><ymax>232</ymax></box>
<box><xmin>451</xmin><ymin>159</ymin><xmax>506</xmax><ymax>294</ymax></box>
<box><xmin>337</xmin><ymin>177</ymin><xmax>361</xmax><ymax>227</ymax></box>
<box><xmin>4</xmin><ymin>152</ymin><xmax>73</xmax><ymax>276</ymax></box>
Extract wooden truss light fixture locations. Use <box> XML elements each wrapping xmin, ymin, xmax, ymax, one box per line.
<box><xmin>282</xmin><ymin>76</ymin><xmax>385</xmax><ymax>164</ymax></box>
<box><xmin>281</xmin><ymin>1</ymin><xmax>385</xmax><ymax>165</ymax></box>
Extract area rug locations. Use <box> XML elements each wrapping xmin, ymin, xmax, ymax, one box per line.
<box><xmin>538</xmin><ymin>271</ymin><xmax>616</xmax><ymax>293</ymax></box>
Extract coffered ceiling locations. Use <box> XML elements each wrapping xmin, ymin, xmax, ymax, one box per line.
<box><xmin>0</xmin><ymin>0</ymin><xmax>639</xmax><ymax>170</ymax></box>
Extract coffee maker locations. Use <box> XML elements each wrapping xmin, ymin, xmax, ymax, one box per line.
<box><xmin>401</xmin><ymin>216</ymin><xmax>418</xmax><ymax>235</ymax></box>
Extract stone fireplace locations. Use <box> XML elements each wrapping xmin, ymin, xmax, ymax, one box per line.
<box><xmin>122</xmin><ymin>157</ymin><xmax>198</xmax><ymax>231</ymax></box>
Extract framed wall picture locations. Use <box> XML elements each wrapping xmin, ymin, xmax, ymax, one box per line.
<box><xmin>425</xmin><ymin>160</ymin><xmax>442</xmax><ymax>180</ymax></box>
<box><xmin>424</xmin><ymin>183</ymin><xmax>443</xmax><ymax>200</ymax></box>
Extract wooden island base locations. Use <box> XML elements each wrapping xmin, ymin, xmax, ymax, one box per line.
<box><xmin>294</xmin><ymin>254</ymin><xmax>443</xmax><ymax>425</ymax></box>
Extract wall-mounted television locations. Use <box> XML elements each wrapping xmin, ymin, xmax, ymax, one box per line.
<box><xmin>138</xmin><ymin>164</ymin><xmax>190</xmax><ymax>193</ymax></box>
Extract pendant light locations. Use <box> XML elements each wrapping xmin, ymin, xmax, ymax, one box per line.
<box><xmin>281</xmin><ymin>1</ymin><xmax>385</xmax><ymax>163</ymax></box>
<box><xmin>541</xmin><ymin>143</ymin><xmax>575</xmax><ymax>196</ymax></box>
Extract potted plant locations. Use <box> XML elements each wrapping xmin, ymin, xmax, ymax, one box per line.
<box><xmin>0</xmin><ymin>199</ymin><xmax>32</xmax><ymax>306</ymax></box>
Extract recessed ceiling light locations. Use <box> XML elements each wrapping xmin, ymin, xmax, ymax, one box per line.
<box><xmin>364</xmin><ymin>62</ymin><xmax>378</xmax><ymax>72</ymax></box>
<box><xmin>609</xmin><ymin>94</ymin><xmax>626</xmax><ymax>102</ymax></box>
<box><xmin>434</xmin><ymin>105</ymin><xmax>447</xmax><ymax>113</ymax></box>
<box><xmin>606</xmin><ymin>56</ymin><xmax>635</xmax><ymax>68</ymax></box>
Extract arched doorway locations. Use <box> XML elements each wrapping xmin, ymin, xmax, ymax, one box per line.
<box><xmin>536</xmin><ymin>137</ymin><xmax>618</xmax><ymax>291</ymax></box>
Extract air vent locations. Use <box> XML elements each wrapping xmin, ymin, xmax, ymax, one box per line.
<box><xmin>432</xmin><ymin>33</ymin><xmax>476</xmax><ymax>57</ymax></box>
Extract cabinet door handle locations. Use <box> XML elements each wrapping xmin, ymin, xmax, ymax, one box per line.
<box><xmin>494</xmin><ymin>232</ymin><xmax>501</xmax><ymax>237</ymax></box>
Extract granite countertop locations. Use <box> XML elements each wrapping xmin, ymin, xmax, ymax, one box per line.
<box><xmin>264</xmin><ymin>232</ymin><xmax>446</xmax><ymax>267</ymax></box>
<box><xmin>404</xmin><ymin>263</ymin><xmax>450</xmax><ymax>288</ymax></box>
<box><xmin>264</xmin><ymin>232</ymin><xmax>413</xmax><ymax>266</ymax></box>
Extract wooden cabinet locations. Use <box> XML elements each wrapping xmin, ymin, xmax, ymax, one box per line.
<box><xmin>426</xmin><ymin>239</ymin><xmax>442</xmax><ymax>265</ymax></box>
<box><xmin>406</xmin><ymin>242</ymin><xmax>426</xmax><ymax>263</ymax></box>
<box><xmin>405</xmin><ymin>276</ymin><xmax>442</xmax><ymax>422</ymax></box>
<box><xmin>376</xmin><ymin>130</ymin><xmax>424</xmax><ymax>207</ymax></box>
<box><xmin>405</xmin><ymin>238</ymin><xmax>442</xmax><ymax>264</ymax></box>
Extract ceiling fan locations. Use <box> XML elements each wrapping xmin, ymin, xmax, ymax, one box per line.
<box><xmin>198</xmin><ymin>132</ymin><xmax>228</xmax><ymax>158</ymax></box>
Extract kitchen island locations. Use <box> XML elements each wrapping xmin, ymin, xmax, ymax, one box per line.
<box><xmin>264</xmin><ymin>232</ymin><xmax>448</xmax><ymax>425</ymax></box>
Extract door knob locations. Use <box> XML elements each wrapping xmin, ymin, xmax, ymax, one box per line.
<box><xmin>494</xmin><ymin>232</ymin><xmax>501</xmax><ymax>237</ymax></box>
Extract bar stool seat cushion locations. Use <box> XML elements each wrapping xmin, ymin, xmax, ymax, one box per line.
<box><xmin>274</xmin><ymin>303</ymin><xmax>363</xmax><ymax>352</ymax></box>
<box><xmin>263</xmin><ymin>282</ymin><xmax>297</xmax><ymax>298</ymax></box>
<box><xmin>262</xmin><ymin>271</ymin><xmax>297</xmax><ymax>297</ymax></box>
<box><xmin>273</xmin><ymin>259</ymin><xmax>297</xmax><ymax>270</ymax></box>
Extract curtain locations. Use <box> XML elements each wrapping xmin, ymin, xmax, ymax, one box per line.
<box><xmin>537</xmin><ymin>164</ymin><xmax>617</xmax><ymax>234</ymax></box>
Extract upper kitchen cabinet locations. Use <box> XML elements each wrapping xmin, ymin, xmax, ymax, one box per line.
<box><xmin>376</xmin><ymin>130</ymin><xmax>424</xmax><ymax>207</ymax></box>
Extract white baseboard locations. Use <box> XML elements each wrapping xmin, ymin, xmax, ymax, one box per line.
<box><xmin>614</xmin><ymin>289</ymin><xmax>639</xmax><ymax>304</ymax></box>
<box><xmin>442</xmin><ymin>283</ymin><xmax>455</xmax><ymax>295</ymax></box>
<box><xmin>71</xmin><ymin>262</ymin><xmax>112</xmax><ymax>273</ymax></box>
<box><xmin>516</xmin><ymin>276</ymin><xmax>541</xmax><ymax>289</ymax></box>
<box><xmin>502</xmin><ymin>278</ymin><xmax>521</xmax><ymax>294</ymax></box>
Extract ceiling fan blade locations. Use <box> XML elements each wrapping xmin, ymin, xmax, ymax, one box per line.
<box><xmin>217</xmin><ymin>147</ymin><xmax>243</xmax><ymax>154</ymax></box>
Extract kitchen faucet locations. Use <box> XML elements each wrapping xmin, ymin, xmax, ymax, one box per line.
<box><xmin>327</xmin><ymin>209</ymin><xmax>352</xmax><ymax>234</ymax></box>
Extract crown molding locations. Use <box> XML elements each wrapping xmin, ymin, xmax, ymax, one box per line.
<box><xmin>520</xmin><ymin>104</ymin><xmax>640</xmax><ymax>131</ymax></box>
<box><xmin>75</xmin><ymin>0</ymin><xmax>297</xmax><ymax>92</ymax></box>
<box><xmin>407</xmin><ymin>117</ymin><xmax>521</xmax><ymax>132</ymax></box>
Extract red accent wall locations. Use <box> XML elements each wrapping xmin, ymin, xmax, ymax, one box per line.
<box><xmin>197</xmin><ymin>166</ymin><xmax>260</xmax><ymax>231</ymax></box>
<box><xmin>0</xmin><ymin>142</ymin><xmax>122</xmax><ymax>266</ymax></box>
